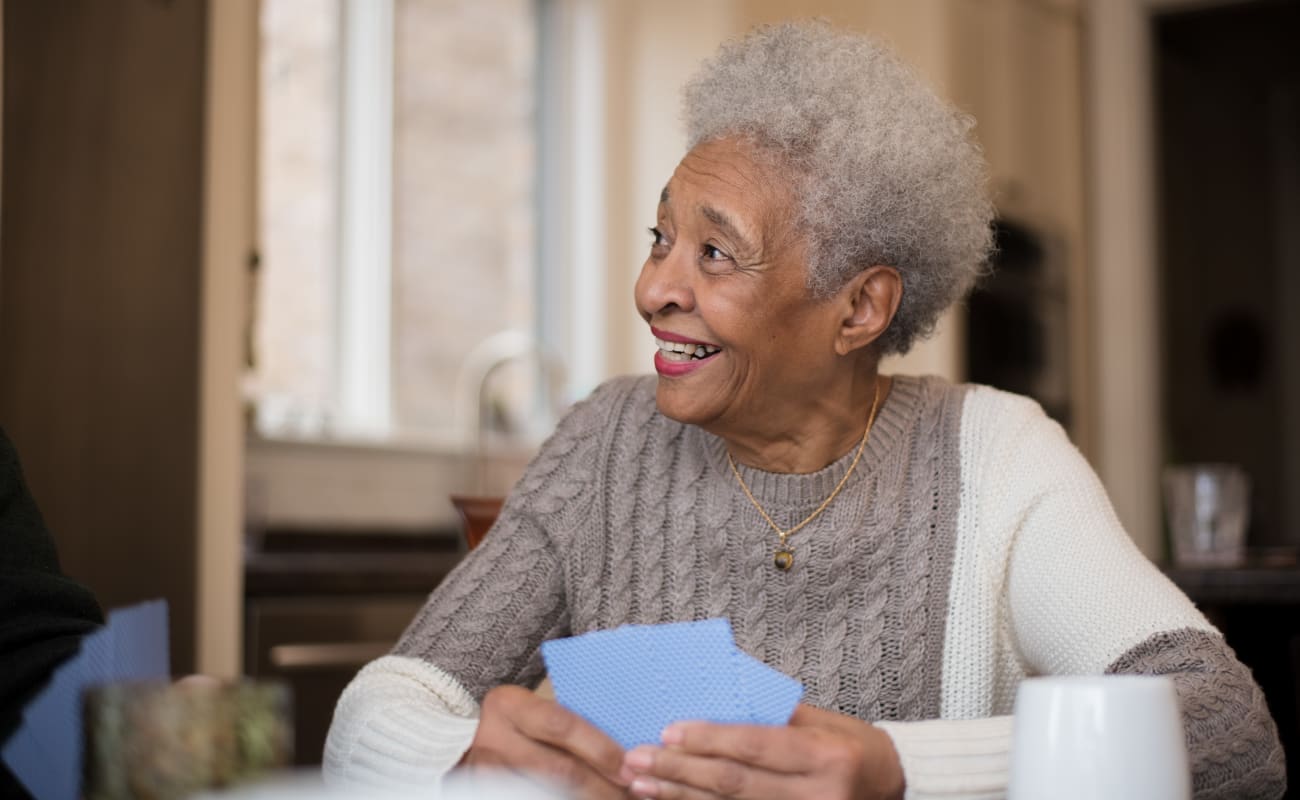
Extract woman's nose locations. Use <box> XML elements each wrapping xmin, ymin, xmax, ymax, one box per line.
<box><xmin>635</xmin><ymin>248</ymin><xmax>695</xmax><ymax>321</ymax></box>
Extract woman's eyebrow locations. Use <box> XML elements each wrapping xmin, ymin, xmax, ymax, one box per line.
<box><xmin>700</xmin><ymin>205</ymin><xmax>754</xmax><ymax>251</ymax></box>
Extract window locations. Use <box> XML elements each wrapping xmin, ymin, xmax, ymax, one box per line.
<box><xmin>254</xmin><ymin>0</ymin><xmax>547</xmax><ymax>444</ymax></box>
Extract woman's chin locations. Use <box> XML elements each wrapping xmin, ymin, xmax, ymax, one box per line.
<box><xmin>653</xmin><ymin>382</ymin><xmax>720</xmax><ymax>428</ymax></box>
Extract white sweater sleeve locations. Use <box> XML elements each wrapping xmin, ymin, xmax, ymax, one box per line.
<box><xmin>993</xmin><ymin>392</ymin><xmax>1214</xmax><ymax>675</ymax></box>
<box><xmin>323</xmin><ymin>655</ymin><xmax>481</xmax><ymax>793</ymax></box>
<box><xmin>874</xmin><ymin>716</ymin><xmax>1012</xmax><ymax>800</ymax></box>
<box><xmin>877</xmin><ymin>386</ymin><xmax>1214</xmax><ymax>800</ymax></box>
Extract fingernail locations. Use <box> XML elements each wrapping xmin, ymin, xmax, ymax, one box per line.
<box><xmin>617</xmin><ymin>764</ymin><xmax>636</xmax><ymax>784</ymax></box>
<box><xmin>624</xmin><ymin>748</ymin><xmax>653</xmax><ymax>770</ymax></box>
<box><xmin>661</xmin><ymin>724</ymin><xmax>684</xmax><ymax>745</ymax></box>
<box><xmin>630</xmin><ymin>777</ymin><xmax>658</xmax><ymax>797</ymax></box>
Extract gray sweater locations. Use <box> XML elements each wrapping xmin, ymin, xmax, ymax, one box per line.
<box><xmin>328</xmin><ymin>375</ymin><xmax>1285</xmax><ymax>798</ymax></box>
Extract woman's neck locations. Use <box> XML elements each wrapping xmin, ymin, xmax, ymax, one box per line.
<box><xmin>717</xmin><ymin>373</ymin><xmax>891</xmax><ymax>474</ymax></box>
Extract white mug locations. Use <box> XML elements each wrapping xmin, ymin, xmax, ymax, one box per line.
<box><xmin>1008</xmin><ymin>675</ymin><xmax>1191</xmax><ymax>800</ymax></box>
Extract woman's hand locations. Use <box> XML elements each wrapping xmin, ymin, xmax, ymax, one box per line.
<box><xmin>620</xmin><ymin>704</ymin><xmax>904</xmax><ymax>800</ymax></box>
<box><xmin>460</xmin><ymin>685</ymin><xmax>631</xmax><ymax>799</ymax></box>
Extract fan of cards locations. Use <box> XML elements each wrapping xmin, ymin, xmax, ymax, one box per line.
<box><xmin>541</xmin><ymin>618</ymin><xmax>804</xmax><ymax>750</ymax></box>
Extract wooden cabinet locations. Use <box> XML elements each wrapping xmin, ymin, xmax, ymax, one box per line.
<box><xmin>244</xmin><ymin>531</ymin><xmax>463</xmax><ymax>764</ymax></box>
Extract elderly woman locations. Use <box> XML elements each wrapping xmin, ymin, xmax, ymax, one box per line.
<box><xmin>325</xmin><ymin>22</ymin><xmax>1284</xmax><ymax>800</ymax></box>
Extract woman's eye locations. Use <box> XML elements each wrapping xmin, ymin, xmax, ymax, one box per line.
<box><xmin>702</xmin><ymin>244</ymin><xmax>729</xmax><ymax>261</ymax></box>
<box><xmin>648</xmin><ymin>227</ymin><xmax>668</xmax><ymax>247</ymax></box>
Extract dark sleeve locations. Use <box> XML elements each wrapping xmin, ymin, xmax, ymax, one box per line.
<box><xmin>0</xmin><ymin>427</ymin><xmax>104</xmax><ymax>744</ymax></box>
<box><xmin>1107</xmin><ymin>628</ymin><xmax>1287</xmax><ymax>799</ymax></box>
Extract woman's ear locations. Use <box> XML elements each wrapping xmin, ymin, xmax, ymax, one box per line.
<box><xmin>833</xmin><ymin>265</ymin><xmax>902</xmax><ymax>357</ymax></box>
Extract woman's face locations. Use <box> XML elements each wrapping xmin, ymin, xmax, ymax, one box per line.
<box><xmin>634</xmin><ymin>138</ymin><xmax>851</xmax><ymax>437</ymax></box>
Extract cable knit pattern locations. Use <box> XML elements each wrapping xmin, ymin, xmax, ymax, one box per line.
<box><xmin>324</xmin><ymin>375</ymin><xmax>1286</xmax><ymax>799</ymax></box>
<box><xmin>1107</xmin><ymin>629</ymin><xmax>1287</xmax><ymax>799</ymax></box>
<box><xmin>373</xmin><ymin>374</ymin><xmax>962</xmax><ymax>721</ymax></box>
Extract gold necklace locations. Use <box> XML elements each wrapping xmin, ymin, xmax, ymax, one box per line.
<box><xmin>726</xmin><ymin>381</ymin><xmax>883</xmax><ymax>572</ymax></box>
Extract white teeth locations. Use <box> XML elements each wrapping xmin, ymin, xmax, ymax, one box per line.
<box><xmin>654</xmin><ymin>336</ymin><xmax>721</xmax><ymax>360</ymax></box>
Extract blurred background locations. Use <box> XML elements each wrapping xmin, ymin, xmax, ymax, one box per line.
<box><xmin>1</xmin><ymin>0</ymin><xmax>1297</xmax><ymax>778</ymax></box>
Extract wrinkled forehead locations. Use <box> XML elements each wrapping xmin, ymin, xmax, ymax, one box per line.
<box><xmin>660</xmin><ymin>138</ymin><xmax>799</xmax><ymax>245</ymax></box>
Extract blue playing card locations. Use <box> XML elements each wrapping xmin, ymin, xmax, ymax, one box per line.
<box><xmin>104</xmin><ymin>599</ymin><xmax>170</xmax><ymax>683</ymax></box>
<box><xmin>2</xmin><ymin>600</ymin><xmax>170</xmax><ymax>800</ymax></box>
<box><xmin>543</xmin><ymin>626</ymin><xmax>669</xmax><ymax>750</ymax></box>
<box><xmin>637</xmin><ymin>620</ymin><xmax>747</xmax><ymax>737</ymax></box>
<box><xmin>10</xmin><ymin>628</ymin><xmax>109</xmax><ymax>800</ymax></box>
<box><xmin>542</xmin><ymin>618</ymin><xmax>803</xmax><ymax>751</ymax></box>
<box><xmin>0</xmin><ymin>733</ymin><xmax>51</xmax><ymax>799</ymax></box>
<box><xmin>733</xmin><ymin>650</ymin><xmax>804</xmax><ymax>725</ymax></box>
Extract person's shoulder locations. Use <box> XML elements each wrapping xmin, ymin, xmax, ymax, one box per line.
<box><xmin>538</xmin><ymin>374</ymin><xmax>662</xmax><ymax>456</ymax></box>
<box><xmin>588</xmin><ymin>374</ymin><xmax>658</xmax><ymax>409</ymax></box>
<box><xmin>513</xmin><ymin>375</ymin><xmax>664</xmax><ymax>510</ymax></box>
<box><xmin>946</xmin><ymin>381</ymin><xmax>1081</xmax><ymax>471</ymax></box>
<box><xmin>890</xmin><ymin>374</ymin><xmax>1046</xmax><ymax>426</ymax></box>
<box><xmin>957</xmin><ymin>381</ymin><xmax>1054</xmax><ymax>427</ymax></box>
<box><xmin>893</xmin><ymin>374</ymin><xmax>1065</xmax><ymax>449</ymax></box>
<box><xmin>556</xmin><ymin>374</ymin><xmax>657</xmax><ymax>429</ymax></box>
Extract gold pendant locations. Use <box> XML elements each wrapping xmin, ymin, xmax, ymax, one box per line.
<box><xmin>773</xmin><ymin>548</ymin><xmax>795</xmax><ymax>571</ymax></box>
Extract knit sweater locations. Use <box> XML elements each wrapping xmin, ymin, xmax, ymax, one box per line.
<box><xmin>324</xmin><ymin>375</ymin><xmax>1286</xmax><ymax>799</ymax></box>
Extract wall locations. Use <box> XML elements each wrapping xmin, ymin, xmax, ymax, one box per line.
<box><xmin>946</xmin><ymin>0</ymin><xmax>1090</xmax><ymax>447</ymax></box>
<box><xmin>199</xmin><ymin>0</ymin><xmax>256</xmax><ymax>678</ymax></box>
<box><xmin>0</xmin><ymin>0</ymin><xmax>209</xmax><ymax>674</ymax></box>
<box><xmin>603</xmin><ymin>0</ymin><xmax>742</xmax><ymax>383</ymax></box>
<box><xmin>1082</xmin><ymin>0</ymin><xmax>1255</xmax><ymax>557</ymax></box>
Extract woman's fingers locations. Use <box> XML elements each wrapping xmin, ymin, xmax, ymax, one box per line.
<box><xmin>621</xmin><ymin>711</ymin><xmax>903</xmax><ymax>800</ymax></box>
<box><xmin>468</xmin><ymin>685</ymin><xmax>629</xmax><ymax>798</ymax></box>
<box><xmin>658</xmin><ymin>721</ymin><xmax>817</xmax><ymax>774</ymax></box>
<box><xmin>625</xmin><ymin>745</ymin><xmax>783</xmax><ymax>800</ymax></box>
<box><xmin>505</xmin><ymin>689</ymin><xmax>626</xmax><ymax>781</ymax></box>
<box><xmin>621</xmin><ymin>722</ymin><xmax>824</xmax><ymax>800</ymax></box>
<box><xmin>627</xmin><ymin>775</ymin><xmax>729</xmax><ymax>800</ymax></box>
<box><xmin>789</xmin><ymin>702</ymin><xmax>856</xmax><ymax>732</ymax></box>
<box><xmin>470</xmin><ymin>740</ymin><xmax>628</xmax><ymax>800</ymax></box>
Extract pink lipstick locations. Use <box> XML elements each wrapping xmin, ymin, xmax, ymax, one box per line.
<box><xmin>650</xmin><ymin>326</ymin><xmax>722</xmax><ymax>377</ymax></box>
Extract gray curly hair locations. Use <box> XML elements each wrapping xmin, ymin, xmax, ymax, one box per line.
<box><xmin>682</xmin><ymin>21</ymin><xmax>994</xmax><ymax>355</ymax></box>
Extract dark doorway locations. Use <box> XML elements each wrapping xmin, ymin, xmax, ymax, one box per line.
<box><xmin>1155</xmin><ymin>0</ymin><xmax>1300</xmax><ymax>552</ymax></box>
<box><xmin>1155</xmin><ymin>2</ymin><xmax>1300</xmax><ymax>794</ymax></box>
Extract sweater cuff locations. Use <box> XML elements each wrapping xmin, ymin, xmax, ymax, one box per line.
<box><xmin>323</xmin><ymin>655</ymin><xmax>480</xmax><ymax>792</ymax></box>
<box><xmin>875</xmin><ymin>716</ymin><xmax>1012</xmax><ymax>800</ymax></box>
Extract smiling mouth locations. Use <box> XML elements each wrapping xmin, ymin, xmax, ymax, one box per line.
<box><xmin>654</xmin><ymin>336</ymin><xmax>722</xmax><ymax>362</ymax></box>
